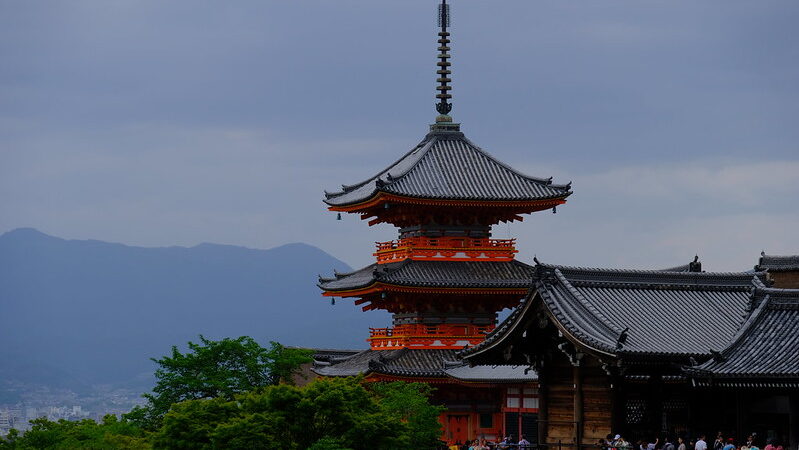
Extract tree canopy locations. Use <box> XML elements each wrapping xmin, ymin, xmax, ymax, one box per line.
<box><xmin>125</xmin><ymin>336</ymin><xmax>313</xmax><ymax>429</ymax></box>
<box><xmin>0</xmin><ymin>337</ymin><xmax>444</xmax><ymax>449</ymax></box>
<box><xmin>0</xmin><ymin>415</ymin><xmax>150</xmax><ymax>450</ymax></box>
<box><xmin>154</xmin><ymin>376</ymin><xmax>443</xmax><ymax>450</ymax></box>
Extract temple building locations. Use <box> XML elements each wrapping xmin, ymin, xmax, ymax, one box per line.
<box><xmin>756</xmin><ymin>252</ymin><xmax>799</xmax><ymax>288</ymax></box>
<box><xmin>462</xmin><ymin>258</ymin><xmax>799</xmax><ymax>446</ymax></box>
<box><xmin>310</xmin><ymin>0</ymin><xmax>799</xmax><ymax>445</ymax></box>
<box><xmin>314</xmin><ymin>0</ymin><xmax>569</xmax><ymax>442</ymax></box>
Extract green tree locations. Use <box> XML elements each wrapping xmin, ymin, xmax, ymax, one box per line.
<box><xmin>370</xmin><ymin>381</ymin><xmax>444</xmax><ymax>448</ymax></box>
<box><xmin>0</xmin><ymin>415</ymin><xmax>150</xmax><ymax>450</ymax></box>
<box><xmin>153</xmin><ymin>377</ymin><xmax>442</xmax><ymax>450</ymax></box>
<box><xmin>125</xmin><ymin>336</ymin><xmax>312</xmax><ymax>430</ymax></box>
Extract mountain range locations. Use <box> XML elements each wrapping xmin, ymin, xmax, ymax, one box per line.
<box><xmin>0</xmin><ymin>228</ymin><xmax>385</xmax><ymax>401</ymax></box>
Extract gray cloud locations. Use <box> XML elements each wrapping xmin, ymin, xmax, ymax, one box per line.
<box><xmin>1</xmin><ymin>0</ymin><xmax>797</xmax><ymax>272</ymax></box>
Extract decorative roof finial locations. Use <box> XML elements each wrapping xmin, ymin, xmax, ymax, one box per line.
<box><xmin>435</xmin><ymin>0</ymin><xmax>453</xmax><ymax>123</ymax></box>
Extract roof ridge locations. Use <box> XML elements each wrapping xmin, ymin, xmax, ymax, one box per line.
<box><xmin>759</xmin><ymin>253</ymin><xmax>799</xmax><ymax>260</ymax></box>
<box><xmin>537</xmin><ymin>261</ymin><xmax>765</xmax><ymax>279</ymax></box>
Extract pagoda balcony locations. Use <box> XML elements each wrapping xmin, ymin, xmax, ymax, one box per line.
<box><xmin>374</xmin><ymin>236</ymin><xmax>517</xmax><ymax>264</ymax></box>
<box><xmin>368</xmin><ymin>323</ymin><xmax>495</xmax><ymax>350</ymax></box>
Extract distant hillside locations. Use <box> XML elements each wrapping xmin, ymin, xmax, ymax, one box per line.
<box><xmin>0</xmin><ymin>228</ymin><xmax>386</xmax><ymax>395</ymax></box>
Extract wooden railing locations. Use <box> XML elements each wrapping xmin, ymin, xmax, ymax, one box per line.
<box><xmin>368</xmin><ymin>323</ymin><xmax>495</xmax><ymax>350</ymax></box>
<box><xmin>374</xmin><ymin>236</ymin><xmax>517</xmax><ymax>264</ymax></box>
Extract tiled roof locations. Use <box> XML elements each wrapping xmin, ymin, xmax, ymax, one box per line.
<box><xmin>312</xmin><ymin>347</ymin><xmax>538</xmax><ymax>383</ymax></box>
<box><xmin>319</xmin><ymin>260</ymin><xmax>535</xmax><ymax>292</ymax></box>
<box><xmin>535</xmin><ymin>263</ymin><xmax>767</xmax><ymax>357</ymax></box>
<box><xmin>658</xmin><ymin>256</ymin><xmax>702</xmax><ymax>273</ymax></box>
<box><xmin>323</xmin><ymin>127</ymin><xmax>571</xmax><ymax>206</ymax></box>
<box><xmin>755</xmin><ymin>252</ymin><xmax>799</xmax><ymax>272</ymax></box>
<box><xmin>459</xmin><ymin>295</ymin><xmax>533</xmax><ymax>358</ymax></box>
<box><xmin>312</xmin><ymin>348</ymin><xmax>460</xmax><ymax>377</ymax></box>
<box><xmin>444</xmin><ymin>364</ymin><xmax>537</xmax><ymax>383</ymax></box>
<box><xmin>462</xmin><ymin>261</ymin><xmax>770</xmax><ymax>360</ymax></box>
<box><xmin>687</xmin><ymin>287</ymin><xmax>799</xmax><ymax>383</ymax></box>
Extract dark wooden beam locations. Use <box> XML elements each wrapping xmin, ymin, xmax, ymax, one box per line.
<box><xmin>537</xmin><ymin>366</ymin><xmax>548</xmax><ymax>446</ymax></box>
<box><xmin>574</xmin><ymin>364</ymin><xmax>583</xmax><ymax>448</ymax></box>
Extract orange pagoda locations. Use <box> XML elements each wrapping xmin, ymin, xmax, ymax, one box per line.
<box><xmin>314</xmin><ymin>0</ymin><xmax>571</xmax><ymax>443</ymax></box>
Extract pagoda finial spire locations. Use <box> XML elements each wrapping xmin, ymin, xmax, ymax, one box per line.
<box><xmin>435</xmin><ymin>0</ymin><xmax>453</xmax><ymax>123</ymax></box>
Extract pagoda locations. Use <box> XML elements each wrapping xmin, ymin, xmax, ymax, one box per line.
<box><xmin>314</xmin><ymin>0</ymin><xmax>571</xmax><ymax>443</ymax></box>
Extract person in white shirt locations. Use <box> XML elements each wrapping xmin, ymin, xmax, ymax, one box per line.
<box><xmin>697</xmin><ymin>435</ymin><xmax>709</xmax><ymax>450</ymax></box>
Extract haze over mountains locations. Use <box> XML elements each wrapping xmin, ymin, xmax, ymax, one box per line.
<box><xmin>0</xmin><ymin>228</ymin><xmax>387</xmax><ymax>400</ymax></box>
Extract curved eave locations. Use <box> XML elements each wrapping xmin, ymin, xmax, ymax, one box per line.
<box><xmin>365</xmin><ymin>373</ymin><xmax>453</xmax><ymax>383</ymax></box>
<box><xmin>539</xmin><ymin>290</ymin><xmax>620</xmax><ymax>359</ymax></box>
<box><xmin>326</xmin><ymin>191</ymin><xmax>570</xmax><ymax>213</ymax></box>
<box><xmin>460</xmin><ymin>295</ymin><xmax>535</xmax><ymax>360</ymax></box>
<box><xmin>321</xmin><ymin>282</ymin><xmax>529</xmax><ymax>297</ymax></box>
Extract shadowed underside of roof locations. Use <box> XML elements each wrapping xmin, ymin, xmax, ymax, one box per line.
<box><xmin>318</xmin><ymin>259</ymin><xmax>535</xmax><ymax>292</ymax></box>
<box><xmin>323</xmin><ymin>129</ymin><xmax>571</xmax><ymax>207</ymax></box>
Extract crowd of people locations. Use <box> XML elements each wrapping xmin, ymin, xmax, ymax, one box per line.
<box><xmin>442</xmin><ymin>432</ymin><xmax>788</xmax><ymax>450</ymax></box>
<box><xmin>446</xmin><ymin>435</ymin><xmax>533</xmax><ymax>449</ymax></box>
<box><xmin>599</xmin><ymin>432</ymin><xmax>787</xmax><ymax>450</ymax></box>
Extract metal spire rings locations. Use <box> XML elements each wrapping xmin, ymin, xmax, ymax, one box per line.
<box><xmin>435</xmin><ymin>0</ymin><xmax>453</xmax><ymax>122</ymax></box>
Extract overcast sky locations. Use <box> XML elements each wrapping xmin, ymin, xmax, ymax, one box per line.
<box><xmin>1</xmin><ymin>0</ymin><xmax>797</xmax><ymax>272</ymax></box>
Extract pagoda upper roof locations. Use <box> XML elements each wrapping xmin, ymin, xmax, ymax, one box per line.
<box><xmin>318</xmin><ymin>259</ymin><xmax>535</xmax><ymax>293</ymax></box>
<box><xmin>323</xmin><ymin>125</ymin><xmax>571</xmax><ymax>208</ymax></box>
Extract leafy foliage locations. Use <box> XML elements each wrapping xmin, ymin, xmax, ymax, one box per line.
<box><xmin>154</xmin><ymin>377</ymin><xmax>443</xmax><ymax>450</ymax></box>
<box><xmin>125</xmin><ymin>336</ymin><xmax>312</xmax><ymax>429</ymax></box>
<box><xmin>0</xmin><ymin>415</ymin><xmax>150</xmax><ymax>449</ymax></box>
<box><xmin>370</xmin><ymin>382</ymin><xmax>444</xmax><ymax>448</ymax></box>
<box><xmin>0</xmin><ymin>337</ymin><xmax>444</xmax><ymax>449</ymax></box>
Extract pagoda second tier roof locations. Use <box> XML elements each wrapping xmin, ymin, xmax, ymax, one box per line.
<box><xmin>318</xmin><ymin>259</ymin><xmax>535</xmax><ymax>293</ymax></box>
<box><xmin>312</xmin><ymin>348</ymin><xmax>537</xmax><ymax>383</ymax></box>
<box><xmin>323</xmin><ymin>127</ymin><xmax>571</xmax><ymax>208</ymax></box>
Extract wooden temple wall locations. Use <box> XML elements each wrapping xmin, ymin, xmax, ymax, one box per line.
<box><xmin>769</xmin><ymin>271</ymin><xmax>799</xmax><ymax>289</ymax></box>
<box><xmin>543</xmin><ymin>353</ymin><xmax>611</xmax><ymax>448</ymax></box>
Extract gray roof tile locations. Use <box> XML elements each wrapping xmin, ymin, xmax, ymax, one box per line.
<box><xmin>755</xmin><ymin>252</ymin><xmax>799</xmax><ymax>272</ymax></box>
<box><xmin>463</xmin><ymin>262</ymin><xmax>770</xmax><ymax>360</ymax></box>
<box><xmin>324</xmin><ymin>129</ymin><xmax>571</xmax><ymax>207</ymax></box>
<box><xmin>319</xmin><ymin>260</ymin><xmax>535</xmax><ymax>292</ymax></box>
<box><xmin>536</xmin><ymin>264</ymin><xmax>767</xmax><ymax>356</ymax></box>
<box><xmin>313</xmin><ymin>348</ymin><xmax>539</xmax><ymax>383</ymax></box>
<box><xmin>689</xmin><ymin>287</ymin><xmax>799</xmax><ymax>380</ymax></box>
<box><xmin>312</xmin><ymin>348</ymin><xmax>460</xmax><ymax>377</ymax></box>
<box><xmin>444</xmin><ymin>364</ymin><xmax>538</xmax><ymax>382</ymax></box>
